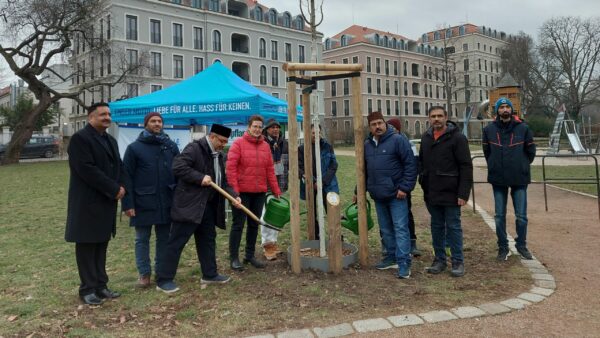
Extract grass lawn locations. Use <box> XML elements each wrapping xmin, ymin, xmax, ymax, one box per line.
<box><xmin>0</xmin><ymin>157</ymin><xmax>531</xmax><ymax>337</ymax></box>
<box><xmin>530</xmin><ymin>165</ymin><xmax>599</xmax><ymax>196</ymax></box>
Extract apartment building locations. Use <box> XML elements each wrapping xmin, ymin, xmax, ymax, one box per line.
<box><xmin>323</xmin><ymin>25</ymin><xmax>445</xmax><ymax>140</ymax></box>
<box><xmin>68</xmin><ymin>0</ymin><xmax>322</xmax><ymax>132</ymax></box>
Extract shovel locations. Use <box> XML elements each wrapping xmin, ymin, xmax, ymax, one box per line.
<box><xmin>209</xmin><ymin>182</ymin><xmax>282</xmax><ymax>232</ymax></box>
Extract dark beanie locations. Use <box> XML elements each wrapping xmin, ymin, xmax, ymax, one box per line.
<box><xmin>367</xmin><ymin>111</ymin><xmax>385</xmax><ymax>124</ymax></box>
<box><xmin>387</xmin><ymin>118</ymin><xmax>402</xmax><ymax>132</ymax></box>
<box><xmin>144</xmin><ymin>112</ymin><xmax>162</xmax><ymax>126</ymax></box>
<box><xmin>264</xmin><ymin>118</ymin><xmax>281</xmax><ymax>129</ymax></box>
<box><xmin>210</xmin><ymin>124</ymin><xmax>232</xmax><ymax>138</ymax></box>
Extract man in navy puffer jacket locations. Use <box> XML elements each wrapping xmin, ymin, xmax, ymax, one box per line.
<box><xmin>363</xmin><ymin>111</ymin><xmax>417</xmax><ymax>279</ymax></box>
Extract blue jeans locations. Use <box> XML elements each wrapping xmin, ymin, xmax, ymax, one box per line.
<box><xmin>375</xmin><ymin>198</ymin><xmax>411</xmax><ymax>267</ymax></box>
<box><xmin>135</xmin><ymin>224</ymin><xmax>170</xmax><ymax>276</ymax></box>
<box><xmin>426</xmin><ymin>204</ymin><xmax>464</xmax><ymax>263</ymax></box>
<box><xmin>493</xmin><ymin>185</ymin><xmax>528</xmax><ymax>249</ymax></box>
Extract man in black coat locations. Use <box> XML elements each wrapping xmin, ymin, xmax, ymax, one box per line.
<box><xmin>122</xmin><ymin>112</ymin><xmax>180</xmax><ymax>287</ymax></box>
<box><xmin>419</xmin><ymin>106</ymin><xmax>473</xmax><ymax>277</ymax></box>
<box><xmin>65</xmin><ymin>102</ymin><xmax>127</xmax><ymax>305</ymax></box>
<box><xmin>155</xmin><ymin>124</ymin><xmax>241</xmax><ymax>293</ymax></box>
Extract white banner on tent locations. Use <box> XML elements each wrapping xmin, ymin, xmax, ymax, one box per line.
<box><xmin>115</xmin><ymin>125</ymin><xmax>191</xmax><ymax>159</ymax></box>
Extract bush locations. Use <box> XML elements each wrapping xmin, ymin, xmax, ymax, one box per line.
<box><xmin>525</xmin><ymin>115</ymin><xmax>554</xmax><ymax>137</ymax></box>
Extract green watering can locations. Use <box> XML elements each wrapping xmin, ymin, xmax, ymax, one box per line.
<box><xmin>341</xmin><ymin>200</ymin><xmax>374</xmax><ymax>235</ymax></box>
<box><xmin>262</xmin><ymin>194</ymin><xmax>291</xmax><ymax>230</ymax></box>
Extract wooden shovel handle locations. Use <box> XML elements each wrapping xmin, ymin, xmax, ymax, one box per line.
<box><xmin>208</xmin><ymin>182</ymin><xmax>261</xmax><ymax>223</ymax></box>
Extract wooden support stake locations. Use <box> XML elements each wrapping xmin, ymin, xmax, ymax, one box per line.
<box><xmin>302</xmin><ymin>92</ymin><xmax>315</xmax><ymax>240</ymax></box>
<box><xmin>286</xmin><ymin>70</ymin><xmax>301</xmax><ymax>274</ymax></box>
<box><xmin>352</xmin><ymin>76</ymin><xmax>369</xmax><ymax>266</ymax></box>
<box><xmin>326</xmin><ymin>192</ymin><xmax>342</xmax><ymax>274</ymax></box>
<box><xmin>284</xmin><ymin>63</ymin><xmax>363</xmax><ymax>72</ymax></box>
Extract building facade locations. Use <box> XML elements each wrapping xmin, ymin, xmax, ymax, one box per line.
<box><xmin>68</xmin><ymin>0</ymin><xmax>323</xmax><ymax>133</ymax></box>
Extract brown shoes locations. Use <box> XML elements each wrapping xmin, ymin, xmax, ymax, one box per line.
<box><xmin>263</xmin><ymin>242</ymin><xmax>280</xmax><ymax>261</ymax></box>
<box><xmin>138</xmin><ymin>274</ymin><xmax>151</xmax><ymax>288</ymax></box>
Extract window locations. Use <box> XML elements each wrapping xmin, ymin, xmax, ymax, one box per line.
<box><xmin>404</xmin><ymin>101</ymin><xmax>408</xmax><ymax>116</ymax></box>
<box><xmin>491</xmin><ymin>76</ymin><xmax>494</xmax><ymax>87</ymax></box>
<box><xmin>415</xmin><ymin>120</ymin><xmax>421</xmax><ymax>135</ymax></box>
<box><xmin>353</xmin><ymin>56</ymin><xmax>359</xmax><ymax>64</ymax></box>
<box><xmin>424</xmin><ymin>84</ymin><xmax>428</xmax><ymax>97</ymax></box>
<box><xmin>106</xmin><ymin>49</ymin><xmax>111</xmax><ymax>74</ymax></box>
<box><xmin>395</xmin><ymin>101</ymin><xmax>399</xmax><ymax>115</ymax></box>
<box><xmin>385</xmin><ymin>60</ymin><xmax>389</xmax><ymax>75</ymax></box>
<box><xmin>299</xmin><ymin>45</ymin><xmax>305</xmax><ymax>63</ymax></box>
<box><xmin>376</xmin><ymin>58</ymin><xmax>381</xmax><ymax>73</ymax></box>
<box><xmin>100</xmin><ymin>53</ymin><xmax>104</xmax><ymax>76</ymax></box>
<box><xmin>343</xmin><ymin>79</ymin><xmax>349</xmax><ymax>95</ymax></box>
<box><xmin>480</xmin><ymin>90</ymin><xmax>483</xmax><ymax>101</ymax></box>
<box><xmin>485</xmin><ymin>75</ymin><xmax>488</xmax><ymax>86</ymax></box>
<box><xmin>342</xmin><ymin>58</ymin><xmax>348</xmax><ymax>64</ymax></box>
<box><xmin>485</xmin><ymin>60</ymin><xmax>488</xmax><ymax>71</ymax></box>
<box><xmin>127</xmin><ymin>83</ymin><xmax>139</xmax><ymax>98</ymax></box>
<box><xmin>257</xmin><ymin>65</ymin><xmax>267</xmax><ymax>85</ymax></box>
<box><xmin>271</xmin><ymin>66</ymin><xmax>279</xmax><ymax>86</ymax></box>
<box><xmin>271</xmin><ymin>41</ymin><xmax>278</xmax><ymax>60</ymax></box>
<box><xmin>294</xmin><ymin>16</ymin><xmax>303</xmax><ymax>30</ymax></box>
<box><xmin>436</xmin><ymin>86</ymin><xmax>439</xmax><ymax>99</ymax></box>
<box><xmin>343</xmin><ymin>100</ymin><xmax>350</xmax><ymax>116</ymax></box>
<box><xmin>331</xmin><ymin>101</ymin><xmax>337</xmax><ymax>116</ymax></box>
<box><xmin>193</xmin><ymin>27</ymin><xmax>203</xmax><ymax>50</ymax></box>
<box><xmin>411</xmin><ymin>63</ymin><xmax>419</xmax><ymax>76</ymax></box>
<box><xmin>259</xmin><ymin>38</ymin><xmax>266</xmax><ymax>58</ymax></box>
<box><xmin>283</xmin><ymin>12</ymin><xmax>291</xmax><ymax>27</ymax></box>
<box><xmin>393</xmin><ymin>61</ymin><xmax>398</xmax><ymax>76</ymax></box>
<box><xmin>173</xmin><ymin>55</ymin><xmax>183</xmax><ymax>78</ymax></box>
<box><xmin>366</xmin><ymin>57</ymin><xmax>372</xmax><ymax>72</ymax></box>
<box><xmin>209</xmin><ymin>0</ymin><xmax>219</xmax><ymax>12</ymax></box>
<box><xmin>331</xmin><ymin>81</ymin><xmax>336</xmax><ymax>96</ymax></box>
<box><xmin>191</xmin><ymin>0</ymin><xmax>201</xmax><ymax>8</ymax></box>
<box><xmin>429</xmin><ymin>85</ymin><xmax>432</xmax><ymax>98</ymax></box>
<box><xmin>212</xmin><ymin>30</ymin><xmax>221</xmax><ymax>51</ymax></box>
<box><xmin>403</xmin><ymin>82</ymin><xmax>408</xmax><ymax>96</ymax></box>
<box><xmin>173</xmin><ymin>23</ymin><xmax>183</xmax><ymax>47</ymax></box>
<box><xmin>269</xmin><ymin>9</ymin><xmax>277</xmax><ymax>25</ymax></box>
<box><xmin>403</xmin><ymin>62</ymin><xmax>407</xmax><ymax>76</ymax></box>
<box><xmin>386</xmin><ymin>100</ymin><xmax>391</xmax><ymax>115</ymax></box>
<box><xmin>151</xmin><ymin>84</ymin><xmax>162</xmax><ymax>92</ymax></box>
<box><xmin>285</xmin><ymin>43</ymin><xmax>292</xmax><ymax>62</ymax></box>
<box><xmin>126</xmin><ymin>15</ymin><xmax>137</xmax><ymax>40</ymax></box>
<box><xmin>151</xmin><ymin>52</ymin><xmax>161</xmax><ymax>76</ymax></box>
<box><xmin>394</xmin><ymin>81</ymin><xmax>399</xmax><ymax>95</ymax></box>
<box><xmin>423</xmin><ymin>65</ymin><xmax>427</xmax><ymax>79</ymax></box>
<box><xmin>194</xmin><ymin>57</ymin><xmax>203</xmax><ymax>74</ymax></box>
<box><xmin>106</xmin><ymin>15</ymin><xmax>111</xmax><ymax>40</ymax></box>
<box><xmin>90</xmin><ymin>56</ymin><xmax>95</xmax><ymax>79</ymax></box>
<box><xmin>412</xmin><ymin>83</ymin><xmax>420</xmax><ymax>96</ymax></box>
<box><xmin>367</xmin><ymin>99</ymin><xmax>372</xmax><ymax>113</ymax></box>
<box><xmin>150</xmin><ymin>19</ymin><xmax>161</xmax><ymax>44</ymax></box>
<box><xmin>377</xmin><ymin>99</ymin><xmax>382</xmax><ymax>112</ymax></box>
<box><xmin>463</xmin><ymin>43</ymin><xmax>468</xmax><ymax>51</ymax></box>
<box><xmin>254</xmin><ymin>7</ymin><xmax>263</xmax><ymax>21</ymax></box>
<box><xmin>479</xmin><ymin>74</ymin><xmax>482</xmax><ymax>86</ymax></box>
<box><xmin>376</xmin><ymin>79</ymin><xmax>381</xmax><ymax>94</ymax></box>
<box><xmin>385</xmin><ymin>80</ymin><xmax>390</xmax><ymax>95</ymax></box>
<box><xmin>367</xmin><ymin>78</ymin><xmax>372</xmax><ymax>94</ymax></box>
<box><xmin>126</xmin><ymin>49</ymin><xmax>138</xmax><ymax>74</ymax></box>
<box><xmin>413</xmin><ymin>102</ymin><xmax>421</xmax><ymax>115</ymax></box>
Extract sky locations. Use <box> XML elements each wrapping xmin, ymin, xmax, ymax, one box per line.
<box><xmin>2</xmin><ymin>0</ymin><xmax>599</xmax><ymax>87</ymax></box>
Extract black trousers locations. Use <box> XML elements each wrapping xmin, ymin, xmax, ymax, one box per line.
<box><xmin>407</xmin><ymin>192</ymin><xmax>416</xmax><ymax>241</ymax></box>
<box><xmin>229</xmin><ymin>192</ymin><xmax>266</xmax><ymax>260</ymax></box>
<box><xmin>75</xmin><ymin>242</ymin><xmax>109</xmax><ymax>296</ymax></box>
<box><xmin>157</xmin><ymin>201</ymin><xmax>218</xmax><ymax>283</ymax></box>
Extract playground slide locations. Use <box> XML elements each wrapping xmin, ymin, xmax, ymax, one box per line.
<box><xmin>567</xmin><ymin>133</ymin><xmax>587</xmax><ymax>153</ymax></box>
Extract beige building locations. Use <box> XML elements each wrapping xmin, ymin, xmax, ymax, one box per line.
<box><xmin>323</xmin><ymin>25</ymin><xmax>446</xmax><ymax>141</ymax></box>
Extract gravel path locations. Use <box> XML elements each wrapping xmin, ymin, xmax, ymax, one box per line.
<box><xmin>358</xmin><ymin>167</ymin><xmax>600</xmax><ymax>337</ymax></box>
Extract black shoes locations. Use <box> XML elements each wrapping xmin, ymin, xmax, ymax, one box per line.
<box><xmin>230</xmin><ymin>257</ymin><xmax>245</xmax><ymax>271</ymax></box>
<box><xmin>243</xmin><ymin>257</ymin><xmax>266</xmax><ymax>269</ymax></box>
<box><xmin>497</xmin><ymin>247</ymin><xmax>511</xmax><ymax>261</ymax></box>
<box><xmin>80</xmin><ymin>293</ymin><xmax>103</xmax><ymax>305</ymax></box>
<box><xmin>426</xmin><ymin>260</ymin><xmax>447</xmax><ymax>274</ymax></box>
<box><xmin>516</xmin><ymin>246</ymin><xmax>533</xmax><ymax>260</ymax></box>
<box><xmin>96</xmin><ymin>288</ymin><xmax>121</xmax><ymax>299</ymax></box>
<box><xmin>450</xmin><ymin>261</ymin><xmax>465</xmax><ymax>277</ymax></box>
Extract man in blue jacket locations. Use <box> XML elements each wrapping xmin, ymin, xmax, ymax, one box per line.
<box><xmin>363</xmin><ymin>111</ymin><xmax>417</xmax><ymax>278</ymax></box>
<box><xmin>483</xmin><ymin>98</ymin><xmax>536</xmax><ymax>261</ymax></box>
<box><xmin>122</xmin><ymin>112</ymin><xmax>180</xmax><ymax>287</ymax></box>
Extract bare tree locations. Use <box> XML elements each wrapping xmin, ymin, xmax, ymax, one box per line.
<box><xmin>538</xmin><ymin>16</ymin><xmax>600</xmax><ymax>120</ymax></box>
<box><xmin>0</xmin><ymin>0</ymin><xmax>143</xmax><ymax>165</ymax></box>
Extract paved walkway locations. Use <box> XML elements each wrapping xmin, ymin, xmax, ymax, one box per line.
<box><xmin>246</xmin><ymin>167</ymin><xmax>600</xmax><ymax>337</ymax></box>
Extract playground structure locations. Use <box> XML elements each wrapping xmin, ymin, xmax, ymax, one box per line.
<box><xmin>283</xmin><ymin>62</ymin><xmax>368</xmax><ymax>274</ymax></box>
<box><xmin>547</xmin><ymin>106</ymin><xmax>592</xmax><ymax>155</ymax></box>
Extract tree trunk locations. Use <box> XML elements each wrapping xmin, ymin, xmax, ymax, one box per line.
<box><xmin>1</xmin><ymin>95</ymin><xmax>52</xmax><ymax>165</ymax></box>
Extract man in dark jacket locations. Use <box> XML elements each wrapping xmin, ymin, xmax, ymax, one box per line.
<box><xmin>122</xmin><ymin>112</ymin><xmax>180</xmax><ymax>287</ymax></box>
<box><xmin>155</xmin><ymin>124</ymin><xmax>241</xmax><ymax>293</ymax></box>
<box><xmin>483</xmin><ymin>98</ymin><xmax>536</xmax><ymax>261</ymax></box>
<box><xmin>65</xmin><ymin>102</ymin><xmax>127</xmax><ymax>305</ymax></box>
<box><xmin>362</xmin><ymin>111</ymin><xmax>417</xmax><ymax>279</ymax></box>
<box><xmin>261</xmin><ymin>118</ymin><xmax>289</xmax><ymax>260</ymax></box>
<box><xmin>419</xmin><ymin>106</ymin><xmax>473</xmax><ymax>277</ymax></box>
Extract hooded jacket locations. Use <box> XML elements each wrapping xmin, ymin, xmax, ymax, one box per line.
<box><xmin>482</xmin><ymin>116</ymin><xmax>536</xmax><ymax>186</ymax></box>
<box><xmin>419</xmin><ymin>121</ymin><xmax>473</xmax><ymax>206</ymax></box>
<box><xmin>226</xmin><ymin>131</ymin><xmax>282</xmax><ymax>195</ymax></box>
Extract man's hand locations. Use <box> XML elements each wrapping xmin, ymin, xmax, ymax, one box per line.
<box><xmin>201</xmin><ymin>175</ymin><xmax>212</xmax><ymax>186</ymax></box>
<box><xmin>124</xmin><ymin>209</ymin><xmax>136</xmax><ymax>217</ymax></box>
<box><xmin>116</xmin><ymin>186</ymin><xmax>126</xmax><ymax>200</ymax></box>
<box><xmin>396</xmin><ymin>190</ymin><xmax>407</xmax><ymax>199</ymax></box>
<box><xmin>232</xmin><ymin>197</ymin><xmax>242</xmax><ymax>209</ymax></box>
<box><xmin>457</xmin><ymin>198</ymin><xmax>467</xmax><ymax>206</ymax></box>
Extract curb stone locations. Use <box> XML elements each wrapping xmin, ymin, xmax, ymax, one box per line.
<box><xmin>245</xmin><ymin>201</ymin><xmax>556</xmax><ymax>337</ymax></box>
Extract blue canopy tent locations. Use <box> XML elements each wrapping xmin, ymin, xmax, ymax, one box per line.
<box><xmin>109</xmin><ymin>62</ymin><xmax>301</xmax><ymax>125</ymax></box>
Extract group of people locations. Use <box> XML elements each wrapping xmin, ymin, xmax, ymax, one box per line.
<box><xmin>65</xmin><ymin>97</ymin><xmax>535</xmax><ymax>304</ymax></box>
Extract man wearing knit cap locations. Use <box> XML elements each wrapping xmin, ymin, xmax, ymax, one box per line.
<box><xmin>387</xmin><ymin>118</ymin><xmax>421</xmax><ymax>257</ymax></box>
<box><xmin>483</xmin><ymin>97</ymin><xmax>536</xmax><ymax>261</ymax></box>
<box><xmin>122</xmin><ymin>112</ymin><xmax>180</xmax><ymax>287</ymax></box>
<box><xmin>156</xmin><ymin>123</ymin><xmax>241</xmax><ymax>293</ymax></box>
<box><xmin>360</xmin><ymin>111</ymin><xmax>417</xmax><ymax>279</ymax></box>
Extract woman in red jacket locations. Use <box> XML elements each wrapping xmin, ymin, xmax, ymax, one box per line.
<box><xmin>226</xmin><ymin>115</ymin><xmax>282</xmax><ymax>271</ymax></box>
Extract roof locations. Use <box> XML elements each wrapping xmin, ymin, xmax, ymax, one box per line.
<box><xmin>422</xmin><ymin>23</ymin><xmax>480</xmax><ymax>42</ymax></box>
<box><xmin>496</xmin><ymin>73</ymin><xmax>520</xmax><ymax>88</ymax></box>
<box><xmin>331</xmin><ymin>24</ymin><xmax>412</xmax><ymax>44</ymax></box>
<box><xmin>0</xmin><ymin>86</ymin><xmax>10</xmax><ymax>97</ymax></box>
